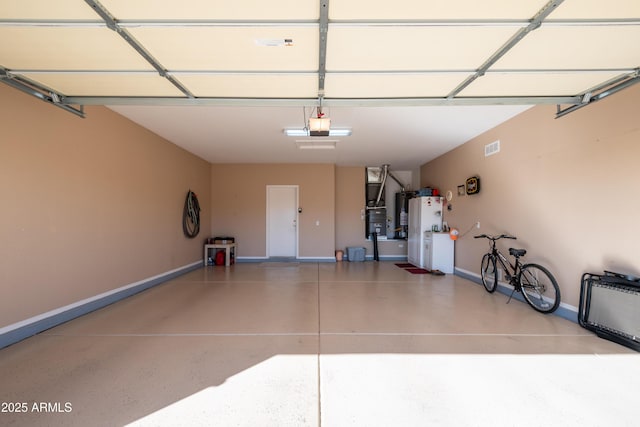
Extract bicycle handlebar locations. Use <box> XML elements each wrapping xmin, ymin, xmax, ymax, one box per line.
<box><xmin>474</xmin><ymin>234</ymin><xmax>516</xmax><ymax>240</ymax></box>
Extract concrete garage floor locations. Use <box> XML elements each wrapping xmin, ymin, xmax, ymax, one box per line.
<box><xmin>1</xmin><ymin>262</ymin><xmax>638</xmax><ymax>426</ymax></box>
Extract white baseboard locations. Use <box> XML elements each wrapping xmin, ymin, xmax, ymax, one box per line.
<box><xmin>455</xmin><ymin>267</ymin><xmax>578</xmax><ymax>322</ymax></box>
<box><xmin>297</xmin><ymin>257</ymin><xmax>336</xmax><ymax>262</ymax></box>
<box><xmin>0</xmin><ymin>261</ymin><xmax>201</xmax><ymax>349</ymax></box>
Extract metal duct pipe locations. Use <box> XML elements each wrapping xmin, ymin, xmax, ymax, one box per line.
<box><xmin>387</xmin><ymin>170</ymin><xmax>406</xmax><ymax>192</ymax></box>
<box><xmin>375</xmin><ymin>164</ymin><xmax>389</xmax><ymax>207</ymax></box>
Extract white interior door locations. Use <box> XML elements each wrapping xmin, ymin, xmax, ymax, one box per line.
<box><xmin>267</xmin><ymin>186</ymin><xmax>298</xmax><ymax>257</ymax></box>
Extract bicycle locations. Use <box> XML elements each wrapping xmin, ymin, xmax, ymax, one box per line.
<box><xmin>474</xmin><ymin>234</ymin><xmax>561</xmax><ymax>313</ymax></box>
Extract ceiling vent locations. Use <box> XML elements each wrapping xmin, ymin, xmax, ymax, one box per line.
<box><xmin>295</xmin><ymin>140</ymin><xmax>337</xmax><ymax>150</ymax></box>
<box><xmin>484</xmin><ymin>140</ymin><xmax>500</xmax><ymax>157</ymax></box>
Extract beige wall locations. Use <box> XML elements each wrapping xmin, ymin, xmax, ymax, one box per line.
<box><xmin>210</xmin><ymin>163</ymin><xmax>335</xmax><ymax>258</ymax></box>
<box><xmin>0</xmin><ymin>84</ymin><xmax>211</xmax><ymax>328</ymax></box>
<box><xmin>335</xmin><ymin>167</ymin><xmax>365</xmax><ymax>251</ymax></box>
<box><xmin>421</xmin><ymin>84</ymin><xmax>640</xmax><ymax>307</ymax></box>
<box><xmin>209</xmin><ymin>164</ymin><xmax>410</xmax><ymax>260</ymax></box>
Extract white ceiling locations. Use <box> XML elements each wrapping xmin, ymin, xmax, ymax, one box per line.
<box><xmin>107</xmin><ymin>104</ymin><xmax>531</xmax><ymax>169</ymax></box>
<box><xmin>1</xmin><ymin>0</ymin><xmax>638</xmax><ymax>169</ymax></box>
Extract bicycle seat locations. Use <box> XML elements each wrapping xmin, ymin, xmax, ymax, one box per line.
<box><xmin>509</xmin><ymin>248</ymin><xmax>526</xmax><ymax>258</ymax></box>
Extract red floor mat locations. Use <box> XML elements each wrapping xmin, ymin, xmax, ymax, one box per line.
<box><xmin>395</xmin><ymin>263</ymin><xmax>416</xmax><ymax>268</ymax></box>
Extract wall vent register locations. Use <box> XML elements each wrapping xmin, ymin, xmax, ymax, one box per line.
<box><xmin>485</xmin><ymin>140</ymin><xmax>500</xmax><ymax>157</ymax></box>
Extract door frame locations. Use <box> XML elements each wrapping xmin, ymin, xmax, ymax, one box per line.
<box><xmin>266</xmin><ymin>185</ymin><xmax>299</xmax><ymax>258</ymax></box>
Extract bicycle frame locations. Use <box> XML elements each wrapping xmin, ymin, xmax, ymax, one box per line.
<box><xmin>495</xmin><ymin>249</ymin><xmax>520</xmax><ymax>286</ymax></box>
<box><xmin>485</xmin><ymin>236</ymin><xmax>530</xmax><ymax>302</ymax></box>
<box><xmin>494</xmin><ymin>242</ymin><xmax>545</xmax><ymax>302</ymax></box>
<box><xmin>488</xmin><ymin>241</ymin><xmax>520</xmax><ymax>288</ymax></box>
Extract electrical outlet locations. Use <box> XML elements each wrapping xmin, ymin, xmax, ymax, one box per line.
<box><xmin>476</xmin><ymin>221</ymin><xmax>480</xmax><ymax>229</ymax></box>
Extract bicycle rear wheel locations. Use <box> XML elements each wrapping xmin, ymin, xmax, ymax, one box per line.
<box><xmin>480</xmin><ymin>253</ymin><xmax>498</xmax><ymax>293</ymax></box>
<box><xmin>519</xmin><ymin>263</ymin><xmax>561</xmax><ymax>313</ymax></box>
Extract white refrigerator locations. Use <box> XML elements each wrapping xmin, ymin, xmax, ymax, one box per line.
<box><xmin>407</xmin><ymin>196</ymin><xmax>448</xmax><ymax>269</ymax></box>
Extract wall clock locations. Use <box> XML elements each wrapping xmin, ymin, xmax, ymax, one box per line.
<box><xmin>466</xmin><ymin>176</ymin><xmax>480</xmax><ymax>195</ymax></box>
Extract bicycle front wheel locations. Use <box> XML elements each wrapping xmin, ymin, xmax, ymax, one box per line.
<box><xmin>519</xmin><ymin>264</ymin><xmax>561</xmax><ymax>313</ymax></box>
<box><xmin>480</xmin><ymin>253</ymin><xmax>498</xmax><ymax>293</ymax></box>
